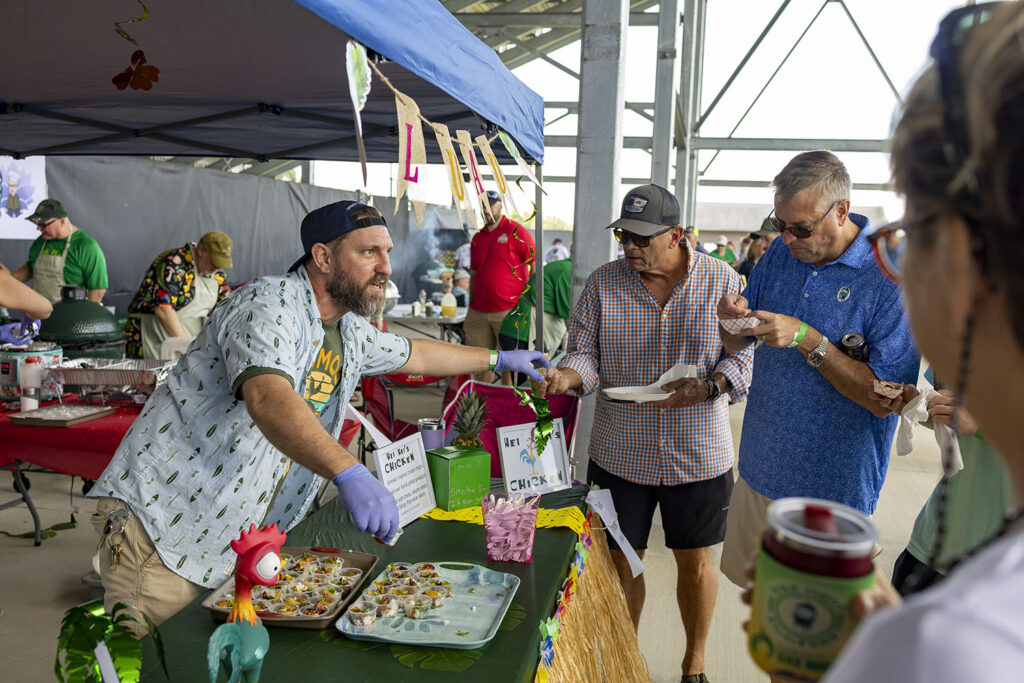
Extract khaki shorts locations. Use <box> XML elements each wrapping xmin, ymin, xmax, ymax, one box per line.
<box><xmin>463</xmin><ymin>307</ymin><xmax>510</xmax><ymax>350</ymax></box>
<box><xmin>91</xmin><ymin>497</ymin><xmax>205</xmax><ymax>637</ymax></box>
<box><xmin>720</xmin><ymin>475</ymin><xmax>774</xmax><ymax>587</ymax></box>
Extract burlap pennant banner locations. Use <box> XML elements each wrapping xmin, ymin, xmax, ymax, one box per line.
<box><xmin>395</xmin><ymin>92</ymin><xmax>427</xmax><ymax>225</ymax></box>
<box><xmin>477</xmin><ymin>134</ymin><xmax>518</xmax><ymax>216</ymax></box>
<box><xmin>456</xmin><ymin>129</ymin><xmax>489</xmax><ymax>223</ymax></box>
<box><xmin>432</xmin><ymin>123</ymin><xmax>476</xmax><ymax>229</ymax></box>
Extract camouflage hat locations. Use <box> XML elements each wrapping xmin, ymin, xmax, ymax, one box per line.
<box><xmin>25</xmin><ymin>199</ymin><xmax>68</xmax><ymax>224</ymax></box>
<box><xmin>199</xmin><ymin>231</ymin><xmax>233</xmax><ymax>269</ymax></box>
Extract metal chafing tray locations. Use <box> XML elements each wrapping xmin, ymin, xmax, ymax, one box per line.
<box><xmin>47</xmin><ymin>358</ymin><xmax>176</xmax><ymax>389</ymax></box>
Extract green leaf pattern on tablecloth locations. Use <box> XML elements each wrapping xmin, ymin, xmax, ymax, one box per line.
<box><xmin>390</xmin><ymin>645</ymin><xmax>483</xmax><ymax>673</ymax></box>
<box><xmin>90</xmin><ymin>266</ymin><xmax>411</xmax><ymax>587</ymax></box>
<box><xmin>498</xmin><ymin>601</ymin><xmax>527</xmax><ymax>631</ymax></box>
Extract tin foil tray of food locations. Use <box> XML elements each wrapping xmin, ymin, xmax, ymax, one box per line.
<box><xmin>48</xmin><ymin>358</ymin><xmax>176</xmax><ymax>388</ymax></box>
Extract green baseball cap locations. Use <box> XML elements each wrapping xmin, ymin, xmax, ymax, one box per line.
<box><xmin>199</xmin><ymin>231</ymin><xmax>233</xmax><ymax>269</ymax></box>
<box><xmin>25</xmin><ymin>199</ymin><xmax>68</xmax><ymax>224</ymax></box>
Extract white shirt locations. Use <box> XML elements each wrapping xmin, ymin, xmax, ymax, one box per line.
<box><xmin>454</xmin><ymin>243</ymin><xmax>472</xmax><ymax>269</ymax></box>
<box><xmin>544</xmin><ymin>244</ymin><xmax>570</xmax><ymax>262</ymax></box>
<box><xmin>825</xmin><ymin>528</ymin><xmax>1024</xmax><ymax>682</ymax></box>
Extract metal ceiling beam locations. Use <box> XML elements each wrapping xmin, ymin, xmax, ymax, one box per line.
<box><xmin>545</xmin><ymin>134</ymin><xmax>652</xmax><ymax>148</ymax></box>
<box><xmin>699</xmin><ymin>178</ymin><xmax>892</xmax><ymax>191</ymax></box>
<box><xmin>455</xmin><ymin>12</ymin><xmax>659</xmax><ymax>27</ymax></box>
<box><xmin>692</xmin><ymin>137</ymin><xmax>888</xmax><ymax>152</ymax></box>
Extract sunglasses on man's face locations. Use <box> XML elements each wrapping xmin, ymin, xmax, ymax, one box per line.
<box><xmin>612</xmin><ymin>226</ymin><xmax>672</xmax><ymax>248</ymax></box>
<box><xmin>766</xmin><ymin>199</ymin><xmax>841</xmax><ymax>239</ymax></box>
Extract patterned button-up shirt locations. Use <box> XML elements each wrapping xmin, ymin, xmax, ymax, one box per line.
<box><xmin>560</xmin><ymin>246</ymin><xmax>754</xmax><ymax>485</ymax></box>
<box><xmin>90</xmin><ymin>266</ymin><xmax>410</xmax><ymax>587</ymax></box>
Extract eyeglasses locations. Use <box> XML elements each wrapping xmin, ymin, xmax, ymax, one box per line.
<box><xmin>36</xmin><ymin>219</ymin><xmax>58</xmax><ymax>230</ymax></box>
<box><xmin>866</xmin><ymin>220</ymin><xmax>907</xmax><ymax>282</ymax></box>
<box><xmin>766</xmin><ymin>199</ymin><xmax>841</xmax><ymax>239</ymax></box>
<box><xmin>612</xmin><ymin>226</ymin><xmax>673</xmax><ymax>248</ymax></box>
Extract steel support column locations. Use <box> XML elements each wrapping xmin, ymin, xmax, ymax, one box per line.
<box><xmin>650</xmin><ymin>0</ymin><xmax>679</xmax><ymax>187</ymax></box>
<box><xmin>569</xmin><ymin>0</ymin><xmax>628</xmax><ymax>478</ymax></box>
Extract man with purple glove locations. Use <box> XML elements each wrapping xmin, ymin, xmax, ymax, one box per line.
<box><xmin>88</xmin><ymin>200</ymin><xmax>548</xmax><ymax>630</ymax></box>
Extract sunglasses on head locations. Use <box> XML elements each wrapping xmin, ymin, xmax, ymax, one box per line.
<box><xmin>766</xmin><ymin>199</ymin><xmax>841</xmax><ymax>239</ymax></box>
<box><xmin>612</xmin><ymin>226</ymin><xmax>672</xmax><ymax>248</ymax></box>
<box><xmin>866</xmin><ymin>220</ymin><xmax>908</xmax><ymax>282</ymax></box>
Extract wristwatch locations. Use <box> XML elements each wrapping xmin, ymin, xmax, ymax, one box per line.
<box><xmin>807</xmin><ymin>335</ymin><xmax>829</xmax><ymax>368</ymax></box>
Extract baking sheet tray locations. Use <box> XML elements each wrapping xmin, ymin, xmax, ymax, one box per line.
<box><xmin>9</xmin><ymin>403</ymin><xmax>117</xmax><ymax>426</ymax></box>
<box><xmin>202</xmin><ymin>546</ymin><xmax>378</xmax><ymax>630</ymax></box>
<box><xmin>336</xmin><ymin>560</ymin><xmax>520</xmax><ymax>649</ymax></box>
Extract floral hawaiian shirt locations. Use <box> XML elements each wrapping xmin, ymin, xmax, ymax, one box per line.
<box><xmin>90</xmin><ymin>266</ymin><xmax>411</xmax><ymax>587</ymax></box>
<box><xmin>123</xmin><ymin>243</ymin><xmax>230</xmax><ymax>358</ymax></box>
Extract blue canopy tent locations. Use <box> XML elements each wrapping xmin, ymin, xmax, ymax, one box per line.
<box><xmin>0</xmin><ymin>0</ymin><xmax>544</xmax><ymax>164</ymax></box>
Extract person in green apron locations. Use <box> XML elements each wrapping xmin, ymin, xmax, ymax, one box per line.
<box><xmin>123</xmin><ymin>231</ymin><xmax>233</xmax><ymax>359</ymax></box>
<box><xmin>12</xmin><ymin>199</ymin><xmax>109</xmax><ymax>303</ymax></box>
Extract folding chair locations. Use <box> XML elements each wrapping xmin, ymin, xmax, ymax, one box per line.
<box><xmin>440</xmin><ymin>380</ymin><xmax>581</xmax><ymax>477</ymax></box>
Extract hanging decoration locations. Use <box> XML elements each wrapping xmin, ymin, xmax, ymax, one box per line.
<box><xmin>456</xmin><ymin>129</ymin><xmax>489</xmax><ymax>223</ymax></box>
<box><xmin>110</xmin><ymin>1</ymin><xmax>159</xmax><ymax>91</ymax></box>
<box><xmin>432</xmin><ymin>123</ymin><xmax>476</xmax><ymax>229</ymax></box>
<box><xmin>477</xmin><ymin>134</ymin><xmax>518</xmax><ymax>216</ymax></box>
<box><xmin>394</xmin><ymin>92</ymin><xmax>427</xmax><ymax>225</ymax></box>
<box><xmin>345</xmin><ymin>40</ymin><xmax>372</xmax><ymax>186</ymax></box>
<box><xmin>500</xmin><ymin>131</ymin><xmax>545</xmax><ymax>194</ymax></box>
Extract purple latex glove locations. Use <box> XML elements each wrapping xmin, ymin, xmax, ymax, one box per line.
<box><xmin>0</xmin><ymin>322</ymin><xmax>33</xmax><ymax>345</ymax></box>
<box><xmin>18</xmin><ymin>317</ymin><xmax>40</xmax><ymax>341</ymax></box>
<box><xmin>495</xmin><ymin>350</ymin><xmax>551</xmax><ymax>381</ymax></box>
<box><xmin>332</xmin><ymin>464</ymin><xmax>400</xmax><ymax>541</ymax></box>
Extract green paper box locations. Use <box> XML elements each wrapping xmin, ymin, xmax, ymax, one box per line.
<box><xmin>426</xmin><ymin>446</ymin><xmax>491</xmax><ymax>511</ymax></box>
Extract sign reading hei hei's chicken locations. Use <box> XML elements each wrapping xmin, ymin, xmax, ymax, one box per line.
<box><xmin>498</xmin><ymin>419</ymin><xmax>571</xmax><ymax>496</ymax></box>
<box><xmin>371</xmin><ymin>433</ymin><xmax>436</xmax><ymax>526</ymax></box>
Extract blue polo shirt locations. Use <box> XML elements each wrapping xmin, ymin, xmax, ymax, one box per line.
<box><xmin>738</xmin><ymin>214</ymin><xmax>919</xmax><ymax>513</ymax></box>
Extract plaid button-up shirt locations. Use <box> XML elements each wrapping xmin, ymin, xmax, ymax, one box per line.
<box><xmin>560</xmin><ymin>246</ymin><xmax>753</xmax><ymax>485</ymax></box>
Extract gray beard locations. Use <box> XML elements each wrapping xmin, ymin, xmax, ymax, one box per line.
<box><xmin>327</xmin><ymin>269</ymin><xmax>386</xmax><ymax>318</ymax></box>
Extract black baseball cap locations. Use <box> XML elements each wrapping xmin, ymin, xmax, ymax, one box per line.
<box><xmin>606</xmin><ymin>184</ymin><xmax>681</xmax><ymax>237</ymax></box>
<box><xmin>289</xmin><ymin>200</ymin><xmax>387</xmax><ymax>272</ymax></box>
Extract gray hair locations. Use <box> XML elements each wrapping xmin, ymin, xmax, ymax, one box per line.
<box><xmin>772</xmin><ymin>150</ymin><xmax>851</xmax><ymax>209</ymax></box>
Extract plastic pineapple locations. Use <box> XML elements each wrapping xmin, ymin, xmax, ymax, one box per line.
<box><xmin>451</xmin><ymin>390</ymin><xmax>488</xmax><ymax>447</ymax></box>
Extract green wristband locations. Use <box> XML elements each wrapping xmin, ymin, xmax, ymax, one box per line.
<box><xmin>487</xmin><ymin>349</ymin><xmax>499</xmax><ymax>371</ymax></box>
<box><xmin>789</xmin><ymin>321</ymin><xmax>808</xmax><ymax>348</ymax></box>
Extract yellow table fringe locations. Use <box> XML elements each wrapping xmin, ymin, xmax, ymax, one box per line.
<box><xmin>421</xmin><ymin>505</ymin><xmax>586</xmax><ymax>536</ymax></box>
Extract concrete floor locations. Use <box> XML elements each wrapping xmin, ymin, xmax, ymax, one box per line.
<box><xmin>0</xmin><ymin>385</ymin><xmax>942</xmax><ymax>682</ymax></box>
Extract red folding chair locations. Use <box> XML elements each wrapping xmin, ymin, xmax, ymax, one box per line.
<box><xmin>360</xmin><ymin>375</ymin><xmax>419</xmax><ymax>442</ymax></box>
<box><xmin>440</xmin><ymin>380</ymin><xmax>581</xmax><ymax>477</ymax></box>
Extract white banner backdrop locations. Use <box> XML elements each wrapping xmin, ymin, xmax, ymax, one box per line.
<box><xmin>0</xmin><ymin>157</ymin><xmax>47</xmax><ymax>239</ymax></box>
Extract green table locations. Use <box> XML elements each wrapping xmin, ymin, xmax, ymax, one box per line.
<box><xmin>140</xmin><ymin>484</ymin><xmax>588</xmax><ymax>682</ymax></box>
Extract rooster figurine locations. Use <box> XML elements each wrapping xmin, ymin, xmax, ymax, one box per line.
<box><xmin>207</xmin><ymin>523</ymin><xmax>286</xmax><ymax>683</ymax></box>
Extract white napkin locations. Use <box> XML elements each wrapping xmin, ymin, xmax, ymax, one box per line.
<box><xmin>650</xmin><ymin>362</ymin><xmax>697</xmax><ymax>389</ymax></box>
<box><xmin>896</xmin><ymin>386</ymin><xmax>963</xmax><ymax>474</ymax></box>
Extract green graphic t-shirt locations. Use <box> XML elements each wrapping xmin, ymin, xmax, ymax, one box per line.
<box><xmin>304</xmin><ymin>322</ymin><xmax>343</xmax><ymax>415</ymax></box>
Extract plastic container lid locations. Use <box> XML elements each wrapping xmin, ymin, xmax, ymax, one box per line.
<box><xmin>764</xmin><ymin>497</ymin><xmax>876</xmax><ymax>559</ymax></box>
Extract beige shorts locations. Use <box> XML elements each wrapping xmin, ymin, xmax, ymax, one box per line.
<box><xmin>91</xmin><ymin>497</ymin><xmax>205</xmax><ymax>636</ymax></box>
<box><xmin>463</xmin><ymin>307</ymin><xmax>510</xmax><ymax>350</ymax></box>
<box><xmin>719</xmin><ymin>475</ymin><xmax>774</xmax><ymax>587</ymax></box>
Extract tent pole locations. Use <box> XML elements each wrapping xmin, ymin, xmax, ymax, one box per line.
<box><xmin>534</xmin><ymin>165</ymin><xmax>544</xmax><ymax>355</ymax></box>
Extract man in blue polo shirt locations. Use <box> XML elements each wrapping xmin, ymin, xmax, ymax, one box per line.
<box><xmin>716</xmin><ymin>151</ymin><xmax>919</xmax><ymax>586</ymax></box>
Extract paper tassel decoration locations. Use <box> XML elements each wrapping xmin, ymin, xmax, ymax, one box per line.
<box><xmin>482</xmin><ymin>492</ymin><xmax>540</xmax><ymax>563</ymax></box>
<box><xmin>433</xmin><ymin>123</ymin><xmax>476</xmax><ymax>229</ymax></box>
<box><xmin>346</xmin><ymin>40</ymin><xmax>372</xmax><ymax>186</ymax></box>
<box><xmin>477</xmin><ymin>134</ymin><xmax>517</xmax><ymax>216</ymax></box>
<box><xmin>499</xmin><ymin>131</ymin><xmax>545</xmax><ymax>194</ymax></box>
<box><xmin>456</xmin><ymin>129</ymin><xmax>488</xmax><ymax>222</ymax></box>
<box><xmin>395</xmin><ymin>92</ymin><xmax>427</xmax><ymax>225</ymax></box>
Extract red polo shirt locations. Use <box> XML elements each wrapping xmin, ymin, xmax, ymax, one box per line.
<box><xmin>469</xmin><ymin>216</ymin><xmax>535</xmax><ymax>312</ymax></box>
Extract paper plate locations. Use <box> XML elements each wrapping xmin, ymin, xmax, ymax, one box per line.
<box><xmin>602</xmin><ymin>386</ymin><xmax>670</xmax><ymax>403</ymax></box>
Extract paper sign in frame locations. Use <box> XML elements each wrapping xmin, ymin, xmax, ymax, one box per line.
<box><xmin>497</xmin><ymin>418</ymin><xmax>571</xmax><ymax>496</ymax></box>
